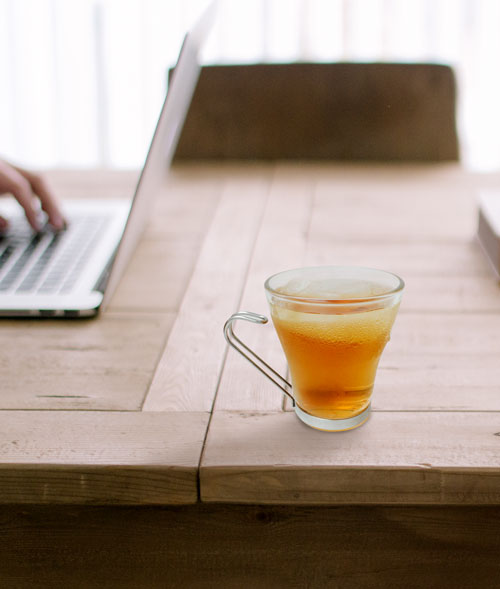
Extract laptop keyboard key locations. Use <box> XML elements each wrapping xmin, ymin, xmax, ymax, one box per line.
<box><xmin>0</xmin><ymin>234</ymin><xmax>43</xmax><ymax>291</ymax></box>
<box><xmin>17</xmin><ymin>233</ymin><xmax>63</xmax><ymax>292</ymax></box>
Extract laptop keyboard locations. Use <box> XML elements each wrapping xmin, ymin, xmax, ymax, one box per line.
<box><xmin>0</xmin><ymin>214</ymin><xmax>110</xmax><ymax>295</ymax></box>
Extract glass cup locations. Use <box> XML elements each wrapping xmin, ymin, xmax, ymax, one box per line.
<box><xmin>224</xmin><ymin>266</ymin><xmax>404</xmax><ymax>432</ymax></box>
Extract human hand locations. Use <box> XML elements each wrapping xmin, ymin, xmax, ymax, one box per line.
<box><xmin>0</xmin><ymin>159</ymin><xmax>66</xmax><ymax>232</ymax></box>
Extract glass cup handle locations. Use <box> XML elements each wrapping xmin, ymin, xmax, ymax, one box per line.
<box><xmin>223</xmin><ymin>311</ymin><xmax>295</xmax><ymax>404</ymax></box>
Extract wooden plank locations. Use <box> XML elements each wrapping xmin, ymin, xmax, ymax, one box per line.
<box><xmin>375</xmin><ymin>354</ymin><xmax>500</xmax><ymax>411</ymax></box>
<box><xmin>143</xmin><ymin>170</ymin><xmax>272</xmax><ymax>412</ymax></box>
<box><xmin>214</xmin><ymin>172</ymin><xmax>312</xmax><ymax>411</ymax></box>
<box><xmin>1</xmin><ymin>504</ymin><xmax>499</xmax><ymax>588</ymax></box>
<box><xmin>390</xmin><ymin>312</ymin><xmax>500</xmax><ymax>355</ymax></box>
<box><xmin>0</xmin><ymin>411</ymin><xmax>208</xmax><ymax>504</ymax></box>
<box><xmin>0</xmin><ymin>313</ymin><xmax>174</xmax><ymax>411</ymax></box>
<box><xmin>273</xmin><ymin>161</ymin><xmax>472</xmax><ymax>195</ymax></box>
<box><xmin>107</xmin><ymin>238</ymin><xmax>207</xmax><ymax>312</ymax></box>
<box><xmin>201</xmin><ymin>411</ymin><xmax>500</xmax><ymax>504</ymax></box>
<box><xmin>143</xmin><ymin>167</ymin><xmax>224</xmax><ymax>241</ymax></box>
<box><xmin>309</xmin><ymin>175</ymin><xmax>476</xmax><ymax>242</ymax></box>
<box><xmin>306</xmin><ymin>240</ymin><xmax>491</xmax><ymax>278</ymax></box>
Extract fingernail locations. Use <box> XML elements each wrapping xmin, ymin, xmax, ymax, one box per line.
<box><xmin>50</xmin><ymin>214</ymin><xmax>66</xmax><ymax>231</ymax></box>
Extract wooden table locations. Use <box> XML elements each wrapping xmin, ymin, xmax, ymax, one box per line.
<box><xmin>1</xmin><ymin>163</ymin><xmax>500</xmax><ymax>587</ymax></box>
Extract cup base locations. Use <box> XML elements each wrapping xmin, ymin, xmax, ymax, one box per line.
<box><xmin>294</xmin><ymin>403</ymin><xmax>371</xmax><ymax>432</ymax></box>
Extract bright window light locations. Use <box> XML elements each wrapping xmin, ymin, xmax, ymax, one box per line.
<box><xmin>0</xmin><ymin>0</ymin><xmax>498</xmax><ymax>171</ymax></box>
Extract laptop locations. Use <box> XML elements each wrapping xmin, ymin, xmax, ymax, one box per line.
<box><xmin>477</xmin><ymin>189</ymin><xmax>500</xmax><ymax>280</ymax></box>
<box><xmin>0</xmin><ymin>2</ymin><xmax>214</xmax><ymax>318</ymax></box>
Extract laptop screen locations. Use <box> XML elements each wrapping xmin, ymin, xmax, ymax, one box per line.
<box><xmin>101</xmin><ymin>3</ymin><xmax>215</xmax><ymax>310</ymax></box>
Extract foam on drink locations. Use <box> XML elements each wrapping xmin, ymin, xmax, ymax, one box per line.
<box><xmin>275</xmin><ymin>277</ymin><xmax>390</xmax><ymax>300</ymax></box>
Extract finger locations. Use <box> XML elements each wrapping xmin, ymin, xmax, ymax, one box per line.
<box><xmin>0</xmin><ymin>215</ymin><xmax>9</xmax><ymax>233</ymax></box>
<box><xmin>2</xmin><ymin>170</ymin><xmax>41</xmax><ymax>231</ymax></box>
<box><xmin>14</xmin><ymin>168</ymin><xmax>66</xmax><ymax>230</ymax></box>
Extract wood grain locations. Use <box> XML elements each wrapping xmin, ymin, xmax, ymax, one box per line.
<box><xmin>390</xmin><ymin>312</ymin><xmax>500</xmax><ymax>355</ymax></box>
<box><xmin>1</xmin><ymin>504</ymin><xmax>499</xmax><ymax>589</ymax></box>
<box><xmin>308</xmin><ymin>183</ymin><xmax>476</xmax><ymax>242</ymax></box>
<box><xmin>144</xmin><ymin>170</ymin><xmax>272</xmax><ymax>412</ymax></box>
<box><xmin>0</xmin><ymin>411</ymin><xmax>208</xmax><ymax>504</ymax></box>
<box><xmin>108</xmin><ymin>178</ymin><xmax>221</xmax><ymax>312</ymax></box>
<box><xmin>306</xmin><ymin>239</ymin><xmax>490</xmax><ymax>277</ymax></box>
<box><xmin>107</xmin><ymin>238</ymin><xmax>206</xmax><ymax>312</ymax></box>
<box><xmin>374</xmin><ymin>353</ymin><xmax>500</xmax><ymax>411</ymax></box>
<box><xmin>201</xmin><ymin>411</ymin><xmax>500</xmax><ymax>504</ymax></box>
<box><xmin>0</xmin><ymin>313</ymin><xmax>174</xmax><ymax>411</ymax></box>
<box><xmin>368</xmin><ymin>312</ymin><xmax>500</xmax><ymax>410</ymax></box>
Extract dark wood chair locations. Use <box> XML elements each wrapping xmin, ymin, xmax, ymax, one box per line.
<box><xmin>173</xmin><ymin>62</ymin><xmax>459</xmax><ymax>162</ymax></box>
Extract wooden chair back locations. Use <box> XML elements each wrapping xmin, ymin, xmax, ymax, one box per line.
<box><xmin>173</xmin><ymin>62</ymin><xmax>459</xmax><ymax>161</ymax></box>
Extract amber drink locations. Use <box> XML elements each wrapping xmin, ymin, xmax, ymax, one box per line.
<box><xmin>265</xmin><ymin>266</ymin><xmax>404</xmax><ymax>431</ymax></box>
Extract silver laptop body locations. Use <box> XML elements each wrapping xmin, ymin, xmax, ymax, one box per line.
<box><xmin>0</xmin><ymin>3</ymin><xmax>213</xmax><ymax>318</ymax></box>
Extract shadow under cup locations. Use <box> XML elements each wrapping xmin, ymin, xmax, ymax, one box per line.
<box><xmin>264</xmin><ymin>266</ymin><xmax>404</xmax><ymax>431</ymax></box>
